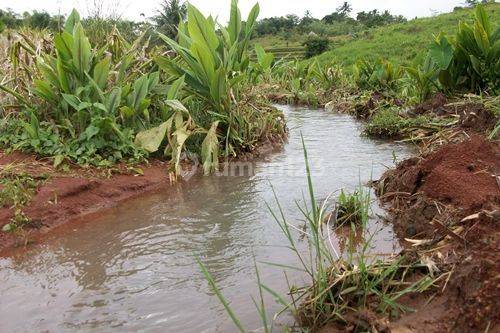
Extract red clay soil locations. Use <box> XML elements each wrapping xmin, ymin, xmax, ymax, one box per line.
<box><xmin>0</xmin><ymin>151</ymin><xmax>172</xmax><ymax>253</ymax></box>
<box><xmin>377</xmin><ymin>135</ymin><xmax>500</xmax><ymax>333</ymax></box>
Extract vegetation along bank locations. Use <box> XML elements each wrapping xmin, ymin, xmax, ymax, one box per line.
<box><xmin>0</xmin><ymin>0</ymin><xmax>499</xmax><ymax>331</ymax></box>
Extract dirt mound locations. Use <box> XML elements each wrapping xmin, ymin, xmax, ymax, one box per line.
<box><xmin>381</xmin><ymin>135</ymin><xmax>499</xmax><ymax>213</ymax></box>
<box><xmin>377</xmin><ymin>135</ymin><xmax>500</xmax><ymax>332</ymax></box>
<box><xmin>413</xmin><ymin>93</ymin><xmax>448</xmax><ymax>115</ymax></box>
<box><xmin>457</xmin><ymin>103</ymin><xmax>497</xmax><ymax>133</ymax></box>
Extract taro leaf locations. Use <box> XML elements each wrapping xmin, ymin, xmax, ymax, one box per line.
<box><xmin>429</xmin><ymin>35</ymin><xmax>454</xmax><ymax>70</ymax></box>
<box><xmin>134</xmin><ymin>121</ymin><xmax>169</xmax><ymax>153</ymax></box>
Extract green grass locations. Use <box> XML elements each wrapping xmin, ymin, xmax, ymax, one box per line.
<box><xmin>317</xmin><ymin>3</ymin><xmax>500</xmax><ymax>67</ymax></box>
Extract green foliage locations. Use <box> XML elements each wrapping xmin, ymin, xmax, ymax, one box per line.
<box><xmin>364</xmin><ymin>109</ymin><xmax>432</xmax><ymax>138</ymax></box>
<box><xmin>403</xmin><ymin>55</ymin><xmax>440</xmax><ymax>102</ymax></box>
<box><xmin>151</xmin><ymin>0</ymin><xmax>187</xmax><ymax>39</ymax></box>
<box><xmin>0</xmin><ymin>10</ymin><xmax>165</xmax><ymax>166</ymax></box>
<box><xmin>356</xmin><ymin>9</ymin><xmax>406</xmax><ymax>28</ymax></box>
<box><xmin>354</xmin><ymin>58</ymin><xmax>401</xmax><ymax>91</ymax></box>
<box><xmin>431</xmin><ymin>4</ymin><xmax>499</xmax><ymax>94</ymax></box>
<box><xmin>0</xmin><ymin>171</ymin><xmax>48</xmax><ymax>233</ymax></box>
<box><xmin>316</xmin><ymin>3</ymin><xmax>500</xmax><ymax>68</ymax></box>
<box><xmin>155</xmin><ymin>0</ymin><xmax>285</xmax><ymax>157</ymax></box>
<box><xmin>303</xmin><ymin>36</ymin><xmax>330</xmax><ymax>58</ymax></box>
<box><xmin>335</xmin><ymin>188</ymin><xmax>370</xmax><ymax>226</ymax></box>
<box><xmin>249</xmin><ymin>44</ymin><xmax>275</xmax><ymax>82</ymax></box>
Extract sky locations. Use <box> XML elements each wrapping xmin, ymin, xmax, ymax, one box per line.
<box><xmin>0</xmin><ymin>0</ymin><xmax>467</xmax><ymax>22</ymax></box>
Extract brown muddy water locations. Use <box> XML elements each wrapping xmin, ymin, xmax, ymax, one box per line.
<box><xmin>0</xmin><ymin>105</ymin><xmax>414</xmax><ymax>332</ymax></box>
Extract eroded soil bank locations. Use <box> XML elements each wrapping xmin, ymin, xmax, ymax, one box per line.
<box><xmin>0</xmin><ymin>152</ymin><xmax>172</xmax><ymax>252</ymax></box>
<box><xmin>376</xmin><ymin>135</ymin><xmax>499</xmax><ymax>332</ymax></box>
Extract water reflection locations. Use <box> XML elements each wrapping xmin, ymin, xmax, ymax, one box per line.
<box><xmin>0</xmin><ymin>105</ymin><xmax>413</xmax><ymax>333</ymax></box>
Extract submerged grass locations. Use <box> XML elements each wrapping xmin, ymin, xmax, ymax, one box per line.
<box><xmin>198</xmin><ymin>137</ymin><xmax>442</xmax><ymax>332</ymax></box>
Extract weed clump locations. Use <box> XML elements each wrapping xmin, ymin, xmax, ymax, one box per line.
<box><xmin>364</xmin><ymin>109</ymin><xmax>431</xmax><ymax>138</ymax></box>
<box><xmin>0</xmin><ymin>170</ymin><xmax>48</xmax><ymax>232</ymax></box>
<box><xmin>335</xmin><ymin>188</ymin><xmax>370</xmax><ymax>226</ymax></box>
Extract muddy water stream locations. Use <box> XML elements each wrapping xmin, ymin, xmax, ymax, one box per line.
<box><xmin>0</xmin><ymin>105</ymin><xmax>413</xmax><ymax>332</ymax></box>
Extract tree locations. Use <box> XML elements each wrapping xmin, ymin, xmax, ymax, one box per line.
<box><xmin>152</xmin><ymin>0</ymin><xmax>187</xmax><ymax>38</ymax></box>
<box><xmin>322</xmin><ymin>1</ymin><xmax>351</xmax><ymax>23</ymax></box>
<box><xmin>464</xmin><ymin>0</ymin><xmax>491</xmax><ymax>7</ymax></box>
<box><xmin>336</xmin><ymin>2</ymin><xmax>352</xmax><ymax>17</ymax></box>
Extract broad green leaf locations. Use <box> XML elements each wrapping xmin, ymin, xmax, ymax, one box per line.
<box><xmin>245</xmin><ymin>3</ymin><xmax>260</xmax><ymax>37</ymax></box>
<box><xmin>56</xmin><ymin>58</ymin><xmax>70</xmax><ymax>93</ymax></box>
<box><xmin>72</xmin><ymin>23</ymin><xmax>92</xmax><ymax>80</ymax></box>
<box><xmin>54</xmin><ymin>32</ymin><xmax>73</xmax><ymax>61</ymax></box>
<box><xmin>475</xmin><ymin>4</ymin><xmax>491</xmax><ymax>37</ymax></box>
<box><xmin>62</xmin><ymin>94</ymin><xmax>81</xmax><ymax>110</ymax></box>
<box><xmin>167</xmin><ymin>75</ymin><xmax>185</xmax><ymax>100</ymax></box>
<box><xmin>187</xmin><ymin>4</ymin><xmax>219</xmax><ymax>53</ymax></box>
<box><xmin>64</xmin><ymin>9</ymin><xmax>80</xmax><ymax>34</ymax></box>
<box><xmin>84</xmin><ymin>124</ymin><xmax>100</xmax><ymax>139</ymax></box>
<box><xmin>33</xmin><ymin>80</ymin><xmax>58</xmax><ymax>103</ymax></box>
<box><xmin>429</xmin><ymin>35</ymin><xmax>453</xmax><ymax>70</ymax></box>
<box><xmin>93</xmin><ymin>56</ymin><xmax>111</xmax><ymax>90</ymax></box>
<box><xmin>106</xmin><ymin>87</ymin><xmax>122</xmax><ymax>114</ymax></box>
<box><xmin>131</xmin><ymin>75</ymin><xmax>150</xmax><ymax>110</ymax></box>
<box><xmin>228</xmin><ymin>0</ymin><xmax>241</xmax><ymax>44</ymax></box>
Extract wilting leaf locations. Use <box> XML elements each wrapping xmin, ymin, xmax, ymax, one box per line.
<box><xmin>201</xmin><ymin>121</ymin><xmax>220</xmax><ymax>175</ymax></box>
<box><xmin>165</xmin><ymin>100</ymin><xmax>189</xmax><ymax>113</ymax></box>
<box><xmin>134</xmin><ymin>121</ymin><xmax>169</xmax><ymax>153</ymax></box>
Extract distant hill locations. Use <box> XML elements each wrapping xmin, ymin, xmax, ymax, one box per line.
<box><xmin>252</xmin><ymin>3</ymin><xmax>499</xmax><ymax>66</ymax></box>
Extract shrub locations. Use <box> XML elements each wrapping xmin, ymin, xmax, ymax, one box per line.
<box><xmin>303</xmin><ymin>37</ymin><xmax>330</xmax><ymax>58</ymax></box>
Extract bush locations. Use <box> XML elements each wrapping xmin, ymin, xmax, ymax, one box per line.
<box><xmin>303</xmin><ymin>37</ymin><xmax>330</xmax><ymax>58</ymax></box>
